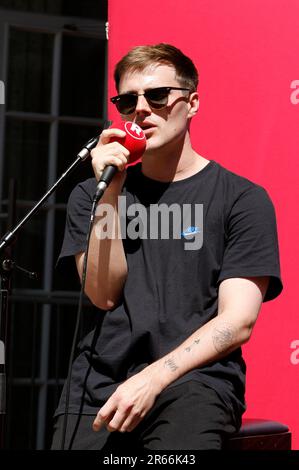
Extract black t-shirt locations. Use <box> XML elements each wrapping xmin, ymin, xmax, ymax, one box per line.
<box><xmin>55</xmin><ymin>160</ymin><xmax>282</xmax><ymax>422</ymax></box>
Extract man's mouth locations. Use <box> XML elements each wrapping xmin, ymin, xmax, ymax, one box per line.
<box><xmin>139</xmin><ymin>123</ymin><xmax>156</xmax><ymax>135</ymax></box>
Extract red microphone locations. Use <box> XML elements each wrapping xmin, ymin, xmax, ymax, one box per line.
<box><xmin>94</xmin><ymin>121</ymin><xmax>146</xmax><ymax>202</ymax></box>
<box><xmin>109</xmin><ymin>120</ymin><xmax>146</xmax><ymax>164</ymax></box>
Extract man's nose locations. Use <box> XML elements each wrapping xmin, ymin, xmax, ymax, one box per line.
<box><xmin>135</xmin><ymin>94</ymin><xmax>151</xmax><ymax>114</ymax></box>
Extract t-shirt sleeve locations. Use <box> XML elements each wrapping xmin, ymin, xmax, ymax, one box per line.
<box><xmin>218</xmin><ymin>185</ymin><xmax>283</xmax><ymax>302</ymax></box>
<box><xmin>58</xmin><ymin>178</ymin><xmax>97</xmax><ymax>265</ymax></box>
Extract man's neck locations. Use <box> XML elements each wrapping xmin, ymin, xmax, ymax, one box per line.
<box><xmin>141</xmin><ymin>133</ymin><xmax>210</xmax><ymax>182</ymax></box>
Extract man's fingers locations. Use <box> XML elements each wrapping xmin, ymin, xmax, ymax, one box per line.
<box><xmin>120</xmin><ymin>413</ymin><xmax>142</xmax><ymax>433</ymax></box>
<box><xmin>92</xmin><ymin>413</ymin><xmax>105</xmax><ymax>431</ymax></box>
<box><xmin>99</xmin><ymin>128</ymin><xmax>126</xmax><ymax>145</ymax></box>
<box><xmin>93</xmin><ymin>408</ymin><xmax>114</xmax><ymax>432</ymax></box>
<box><xmin>106</xmin><ymin>409</ymin><xmax>128</xmax><ymax>432</ymax></box>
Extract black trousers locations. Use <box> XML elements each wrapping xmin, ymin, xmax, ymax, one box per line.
<box><xmin>51</xmin><ymin>380</ymin><xmax>239</xmax><ymax>450</ymax></box>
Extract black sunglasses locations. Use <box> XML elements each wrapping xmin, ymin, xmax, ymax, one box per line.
<box><xmin>110</xmin><ymin>86</ymin><xmax>191</xmax><ymax>115</ymax></box>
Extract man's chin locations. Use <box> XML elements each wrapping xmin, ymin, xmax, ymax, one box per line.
<box><xmin>143</xmin><ymin>136</ymin><xmax>163</xmax><ymax>153</ymax></box>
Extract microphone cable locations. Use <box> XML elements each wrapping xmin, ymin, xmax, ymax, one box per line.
<box><xmin>60</xmin><ymin>122</ymin><xmax>112</xmax><ymax>450</ymax></box>
<box><xmin>60</xmin><ymin>195</ymin><xmax>98</xmax><ymax>450</ymax></box>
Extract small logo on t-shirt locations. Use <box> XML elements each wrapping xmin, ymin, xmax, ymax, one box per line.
<box><xmin>181</xmin><ymin>226</ymin><xmax>201</xmax><ymax>238</ymax></box>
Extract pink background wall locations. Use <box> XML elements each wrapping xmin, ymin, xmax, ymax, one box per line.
<box><xmin>108</xmin><ymin>0</ymin><xmax>299</xmax><ymax>449</ymax></box>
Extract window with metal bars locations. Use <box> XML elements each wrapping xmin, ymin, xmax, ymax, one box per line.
<box><xmin>0</xmin><ymin>1</ymin><xmax>108</xmax><ymax>449</ymax></box>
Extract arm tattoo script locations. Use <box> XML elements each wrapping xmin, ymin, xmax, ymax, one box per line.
<box><xmin>164</xmin><ymin>357</ymin><xmax>179</xmax><ymax>372</ymax></box>
<box><xmin>212</xmin><ymin>322</ymin><xmax>236</xmax><ymax>353</ymax></box>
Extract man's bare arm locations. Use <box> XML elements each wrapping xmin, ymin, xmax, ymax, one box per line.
<box><xmin>75</xmin><ymin>128</ymin><xmax>129</xmax><ymax>310</ymax></box>
<box><xmin>156</xmin><ymin>276</ymin><xmax>269</xmax><ymax>387</ymax></box>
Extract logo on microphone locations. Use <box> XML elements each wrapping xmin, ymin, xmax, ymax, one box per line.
<box><xmin>124</xmin><ymin>122</ymin><xmax>145</xmax><ymax>140</ymax></box>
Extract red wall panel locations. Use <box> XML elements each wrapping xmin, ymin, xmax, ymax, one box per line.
<box><xmin>108</xmin><ymin>0</ymin><xmax>299</xmax><ymax>449</ymax></box>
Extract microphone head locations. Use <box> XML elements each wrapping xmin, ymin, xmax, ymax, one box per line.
<box><xmin>109</xmin><ymin>121</ymin><xmax>146</xmax><ymax>164</ymax></box>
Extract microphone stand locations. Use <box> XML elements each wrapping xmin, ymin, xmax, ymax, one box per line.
<box><xmin>0</xmin><ymin>134</ymin><xmax>99</xmax><ymax>448</ymax></box>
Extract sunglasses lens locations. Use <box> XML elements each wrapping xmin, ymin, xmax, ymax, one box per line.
<box><xmin>112</xmin><ymin>88</ymin><xmax>171</xmax><ymax>114</ymax></box>
<box><xmin>116</xmin><ymin>95</ymin><xmax>137</xmax><ymax>115</ymax></box>
<box><xmin>146</xmin><ymin>88</ymin><xmax>169</xmax><ymax>108</ymax></box>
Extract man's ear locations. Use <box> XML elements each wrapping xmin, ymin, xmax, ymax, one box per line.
<box><xmin>187</xmin><ymin>91</ymin><xmax>199</xmax><ymax>118</ymax></box>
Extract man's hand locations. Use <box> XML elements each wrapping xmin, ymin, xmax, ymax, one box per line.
<box><xmin>90</xmin><ymin>128</ymin><xmax>129</xmax><ymax>183</ymax></box>
<box><xmin>93</xmin><ymin>364</ymin><xmax>163</xmax><ymax>433</ymax></box>
<box><xmin>92</xmin><ymin>276</ymin><xmax>269</xmax><ymax>434</ymax></box>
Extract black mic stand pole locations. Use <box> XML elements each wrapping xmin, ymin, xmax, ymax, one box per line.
<box><xmin>0</xmin><ymin>258</ymin><xmax>9</xmax><ymax>448</ymax></box>
<box><xmin>0</xmin><ymin>134</ymin><xmax>99</xmax><ymax>448</ymax></box>
<box><xmin>0</xmin><ymin>177</ymin><xmax>17</xmax><ymax>449</ymax></box>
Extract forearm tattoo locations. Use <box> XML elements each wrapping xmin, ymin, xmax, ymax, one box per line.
<box><xmin>212</xmin><ymin>322</ymin><xmax>236</xmax><ymax>353</ymax></box>
<box><xmin>164</xmin><ymin>357</ymin><xmax>179</xmax><ymax>372</ymax></box>
<box><xmin>184</xmin><ymin>338</ymin><xmax>200</xmax><ymax>352</ymax></box>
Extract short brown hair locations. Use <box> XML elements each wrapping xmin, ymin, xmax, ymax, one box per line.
<box><xmin>114</xmin><ymin>43</ymin><xmax>198</xmax><ymax>92</ymax></box>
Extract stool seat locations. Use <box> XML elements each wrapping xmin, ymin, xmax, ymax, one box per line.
<box><xmin>226</xmin><ymin>418</ymin><xmax>291</xmax><ymax>450</ymax></box>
